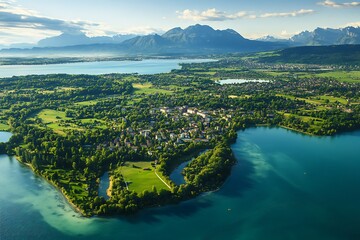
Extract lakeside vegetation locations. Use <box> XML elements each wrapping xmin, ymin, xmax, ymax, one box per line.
<box><xmin>0</xmin><ymin>54</ymin><xmax>359</xmax><ymax>216</ymax></box>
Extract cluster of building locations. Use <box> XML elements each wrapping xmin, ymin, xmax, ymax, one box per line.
<box><xmin>97</xmin><ymin>106</ymin><xmax>234</xmax><ymax>154</ymax></box>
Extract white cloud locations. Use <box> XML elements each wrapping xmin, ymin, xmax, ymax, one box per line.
<box><xmin>0</xmin><ymin>0</ymin><xmax>166</xmax><ymax>43</ymax></box>
<box><xmin>279</xmin><ymin>30</ymin><xmax>302</xmax><ymax>38</ymax></box>
<box><xmin>343</xmin><ymin>21</ymin><xmax>360</xmax><ymax>27</ymax></box>
<box><xmin>280</xmin><ymin>30</ymin><xmax>292</xmax><ymax>38</ymax></box>
<box><xmin>118</xmin><ymin>26</ymin><xmax>165</xmax><ymax>35</ymax></box>
<box><xmin>246</xmin><ymin>33</ymin><xmax>267</xmax><ymax>40</ymax></box>
<box><xmin>318</xmin><ymin>0</ymin><xmax>360</xmax><ymax>7</ymax></box>
<box><xmin>260</xmin><ymin>9</ymin><xmax>315</xmax><ymax>18</ymax></box>
<box><xmin>0</xmin><ymin>26</ymin><xmax>57</xmax><ymax>45</ymax></box>
<box><xmin>0</xmin><ymin>0</ymin><xmax>121</xmax><ymax>44</ymax></box>
<box><xmin>0</xmin><ymin>2</ymin><xmax>99</xmax><ymax>34</ymax></box>
<box><xmin>177</xmin><ymin>8</ymin><xmax>315</xmax><ymax>21</ymax></box>
<box><xmin>177</xmin><ymin>8</ymin><xmax>250</xmax><ymax>21</ymax></box>
<box><xmin>0</xmin><ymin>1</ymin><xmax>38</xmax><ymax>16</ymax></box>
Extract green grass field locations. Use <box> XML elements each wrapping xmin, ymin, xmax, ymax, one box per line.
<box><xmin>193</xmin><ymin>71</ymin><xmax>217</xmax><ymax>75</ymax></box>
<box><xmin>0</xmin><ymin>122</ymin><xmax>10</xmax><ymax>131</ymax></box>
<box><xmin>75</xmin><ymin>100</ymin><xmax>99</xmax><ymax>106</ymax></box>
<box><xmin>281</xmin><ymin>112</ymin><xmax>324</xmax><ymax>132</ymax></box>
<box><xmin>315</xmin><ymin>71</ymin><xmax>360</xmax><ymax>83</ymax></box>
<box><xmin>133</xmin><ymin>83</ymin><xmax>173</xmax><ymax>95</ymax></box>
<box><xmin>318</xmin><ymin>95</ymin><xmax>349</xmax><ymax>104</ymax></box>
<box><xmin>33</xmin><ymin>108</ymin><xmax>113</xmax><ymax>135</ymax></box>
<box><xmin>36</xmin><ymin>109</ymin><xmax>77</xmax><ymax>135</ymax></box>
<box><xmin>80</xmin><ymin>119</ymin><xmax>107</xmax><ymax>129</ymax></box>
<box><xmin>56</xmin><ymin>87</ymin><xmax>81</xmax><ymax>91</ymax></box>
<box><xmin>37</xmin><ymin>109</ymin><xmax>71</xmax><ymax>123</ymax></box>
<box><xmin>277</xmin><ymin>94</ymin><xmax>350</xmax><ymax>105</ymax></box>
<box><xmin>290</xmin><ymin>70</ymin><xmax>360</xmax><ymax>83</ymax></box>
<box><xmin>47</xmin><ymin>123</ymin><xmax>82</xmax><ymax>134</ymax></box>
<box><xmin>282</xmin><ymin>113</ymin><xmax>323</xmax><ymax>123</ymax></box>
<box><xmin>116</xmin><ymin>161</ymin><xmax>169</xmax><ymax>193</ymax></box>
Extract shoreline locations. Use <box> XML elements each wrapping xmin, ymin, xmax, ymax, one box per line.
<box><xmin>278</xmin><ymin>125</ymin><xmax>316</xmax><ymax>136</ymax></box>
<box><xmin>15</xmin><ymin>156</ymin><xmax>89</xmax><ymax>217</ymax></box>
<box><xmin>253</xmin><ymin>124</ymin><xmax>316</xmax><ymax>136</ymax></box>
<box><xmin>106</xmin><ymin>176</ymin><xmax>113</xmax><ymax>197</ymax></box>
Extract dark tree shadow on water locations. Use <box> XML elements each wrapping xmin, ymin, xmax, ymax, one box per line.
<box><xmin>116</xmin><ymin>198</ymin><xmax>213</xmax><ymax>224</ymax></box>
<box><xmin>215</xmin><ymin>155</ymin><xmax>256</xmax><ymax>198</ymax></box>
<box><xmin>332</xmin><ymin>129</ymin><xmax>360</xmax><ymax>138</ymax></box>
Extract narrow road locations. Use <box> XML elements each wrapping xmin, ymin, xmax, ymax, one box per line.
<box><xmin>154</xmin><ymin>171</ymin><xmax>172</xmax><ymax>190</ymax></box>
<box><xmin>124</xmin><ymin>178</ymin><xmax>129</xmax><ymax>190</ymax></box>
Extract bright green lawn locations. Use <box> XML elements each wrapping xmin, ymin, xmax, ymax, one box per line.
<box><xmin>277</xmin><ymin>94</ymin><xmax>350</xmax><ymax>105</ymax></box>
<box><xmin>80</xmin><ymin>119</ymin><xmax>107</xmax><ymax>129</ymax></box>
<box><xmin>37</xmin><ymin>109</ymin><xmax>71</xmax><ymax>123</ymax></box>
<box><xmin>46</xmin><ymin>123</ymin><xmax>82</xmax><ymax>135</ymax></box>
<box><xmin>133</xmin><ymin>83</ymin><xmax>173</xmax><ymax>95</ymax></box>
<box><xmin>36</xmin><ymin>109</ymin><xmax>76</xmax><ymax>135</ymax></box>
<box><xmin>283</xmin><ymin>113</ymin><xmax>324</xmax><ymax>123</ymax></box>
<box><xmin>75</xmin><ymin>100</ymin><xmax>99</xmax><ymax>106</ymax></box>
<box><xmin>117</xmin><ymin>161</ymin><xmax>169</xmax><ymax>193</ymax></box>
<box><xmin>0</xmin><ymin>122</ymin><xmax>10</xmax><ymax>131</ymax></box>
<box><xmin>315</xmin><ymin>71</ymin><xmax>360</xmax><ymax>83</ymax></box>
<box><xmin>319</xmin><ymin>95</ymin><xmax>349</xmax><ymax>104</ymax></box>
<box><xmin>281</xmin><ymin>112</ymin><xmax>324</xmax><ymax>132</ymax></box>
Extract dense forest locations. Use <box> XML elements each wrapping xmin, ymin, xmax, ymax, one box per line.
<box><xmin>255</xmin><ymin>44</ymin><xmax>360</xmax><ymax>65</ymax></box>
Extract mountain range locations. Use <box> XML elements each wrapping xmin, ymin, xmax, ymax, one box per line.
<box><xmin>38</xmin><ymin>32</ymin><xmax>137</xmax><ymax>48</ymax></box>
<box><xmin>258</xmin><ymin>26</ymin><xmax>360</xmax><ymax>46</ymax></box>
<box><xmin>1</xmin><ymin>25</ymin><xmax>360</xmax><ymax>57</ymax></box>
<box><xmin>0</xmin><ymin>25</ymin><xmax>286</xmax><ymax>57</ymax></box>
<box><xmin>120</xmin><ymin>24</ymin><xmax>286</xmax><ymax>54</ymax></box>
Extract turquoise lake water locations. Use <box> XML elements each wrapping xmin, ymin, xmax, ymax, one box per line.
<box><xmin>169</xmin><ymin>160</ymin><xmax>191</xmax><ymax>185</ymax></box>
<box><xmin>1</xmin><ymin>128</ymin><xmax>360</xmax><ymax>240</ymax></box>
<box><xmin>98</xmin><ymin>172</ymin><xmax>110</xmax><ymax>200</ymax></box>
<box><xmin>0</xmin><ymin>59</ymin><xmax>213</xmax><ymax>78</ymax></box>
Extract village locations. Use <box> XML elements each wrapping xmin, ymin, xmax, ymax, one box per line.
<box><xmin>97</xmin><ymin>105</ymin><xmax>235</xmax><ymax>157</ymax></box>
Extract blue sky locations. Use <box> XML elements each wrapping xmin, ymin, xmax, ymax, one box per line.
<box><xmin>0</xmin><ymin>0</ymin><xmax>359</xmax><ymax>45</ymax></box>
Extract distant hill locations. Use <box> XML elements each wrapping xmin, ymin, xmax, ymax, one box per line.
<box><xmin>256</xmin><ymin>44</ymin><xmax>360</xmax><ymax>65</ymax></box>
<box><xmin>291</xmin><ymin>27</ymin><xmax>360</xmax><ymax>46</ymax></box>
<box><xmin>0</xmin><ymin>24</ymin><xmax>287</xmax><ymax>57</ymax></box>
<box><xmin>37</xmin><ymin>32</ymin><xmax>137</xmax><ymax>48</ymax></box>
